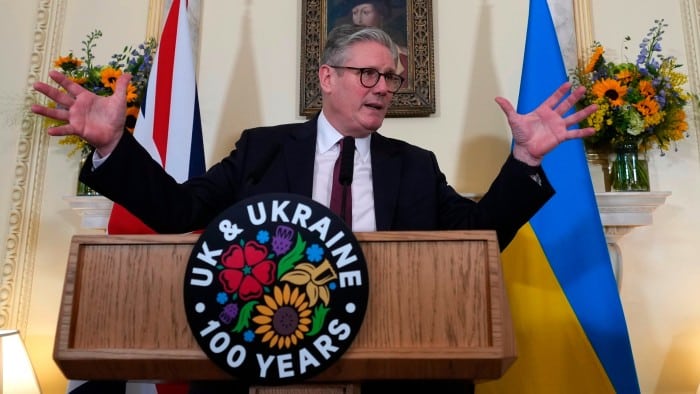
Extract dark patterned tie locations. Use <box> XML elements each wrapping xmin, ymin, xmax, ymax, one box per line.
<box><xmin>330</xmin><ymin>136</ymin><xmax>354</xmax><ymax>227</ymax></box>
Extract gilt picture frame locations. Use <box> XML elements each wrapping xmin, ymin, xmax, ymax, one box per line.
<box><xmin>300</xmin><ymin>0</ymin><xmax>436</xmax><ymax>117</ymax></box>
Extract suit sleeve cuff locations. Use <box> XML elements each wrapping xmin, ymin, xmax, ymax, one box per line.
<box><xmin>507</xmin><ymin>153</ymin><xmax>549</xmax><ymax>187</ymax></box>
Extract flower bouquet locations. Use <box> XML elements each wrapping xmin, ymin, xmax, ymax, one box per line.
<box><xmin>50</xmin><ymin>30</ymin><xmax>157</xmax><ymax>157</ymax></box>
<box><xmin>571</xmin><ymin>19</ymin><xmax>696</xmax><ymax>191</ymax></box>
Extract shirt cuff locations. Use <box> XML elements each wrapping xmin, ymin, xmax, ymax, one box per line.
<box><xmin>91</xmin><ymin>150</ymin><xmax>111</xmax><ymax>170</ymax></box>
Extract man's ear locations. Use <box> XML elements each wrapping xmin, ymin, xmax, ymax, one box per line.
<box><xmin>318</xmin><ymin>64</ymin><xmax>333</xmax><ymax>94</ymax></box>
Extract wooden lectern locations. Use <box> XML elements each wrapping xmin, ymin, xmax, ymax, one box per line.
<box><xmin>55</xmin><ymin>231</ymin><xmax>515</xmax><ymax>392</ymax></box>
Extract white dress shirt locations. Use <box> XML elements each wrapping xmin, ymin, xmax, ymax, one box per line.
<box><xmin>312</xmin><ymin>111</ymin><xmax>376</xmax><ymax>231</ymax></box>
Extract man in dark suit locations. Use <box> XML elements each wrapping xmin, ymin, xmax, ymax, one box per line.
<box><xmin>32</xmin><ymin>24</ymin><xmax>597</xmax><ymax>392</ymax></box>
<box><xmin>32</xmin><ymin>24</ymin><xmax>596</xmax><ymax>249</ymax></box>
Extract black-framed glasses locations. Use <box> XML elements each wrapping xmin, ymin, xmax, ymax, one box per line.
<box><xmin>328</xmin><ymin>65</ymin><xmax>404</xmax><ymax>93</ymax></box>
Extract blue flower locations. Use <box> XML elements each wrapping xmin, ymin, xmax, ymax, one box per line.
<box><xmin>256</xmin><ymin>230</ymin><xmax>270</xmax><ymax>244</ymax></box>
<box><xmin>243</xmin><ymin>330</ymin><xmax>255</xmax><ymax>342</ymax></box>
<box><xmin>216</xmin><ymin>292</ymin><xmax>229</xmax><ymax>304</ymax></box>
<box><xmin>306</xmin><ymin>244</ymin><xmax>324</xmax><ymax>262</ymax></box>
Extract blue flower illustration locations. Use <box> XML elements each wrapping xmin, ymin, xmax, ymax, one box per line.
<box><xmin>256</xmin><ymin>230</ymin><xmax>270</xmax><ymax>244</ymax></box>
<box><xmin>216</xmin><ymin>292</ymin><xmax>229</xmax><ymax>304</ymax></box>
<box><xmin>306</xmin><ymin>244</ymin><xmax>324</xmax><ymax>263</ymax></box>
<box><xmin>243</xmin><ymin>329</ymin><xmax>255</xmax><ymax>343</ymax></box>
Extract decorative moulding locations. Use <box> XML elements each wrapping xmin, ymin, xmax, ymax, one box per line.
<box><xmin>1</xmin><ymin>0</ymin><xmax>66</xmax><ymax>332</ymax></box>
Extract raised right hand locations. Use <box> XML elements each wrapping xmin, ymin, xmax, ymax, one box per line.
<box><xmin>494</xmin><ymin>81</ymin><xmax>597</xmax><ymax>167</ymax></box>
<box><xmin>31</xmin><ymin>69</ymin><xmax>131</xmax><ymax>157</ymax></box>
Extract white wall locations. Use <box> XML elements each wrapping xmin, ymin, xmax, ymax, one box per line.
<box><xmin>591</xmin><ymin>1</ymin><xmax>700</xmax><ymax>392</ymax></box>
<box><xmin>194</xmin><ymin>1</ymin><xmax>528</xmax><ymax>193</ymax></box>
<box><xmin>1</xmin><ymin>1</ymin><xmax>698</xmax><ymax>392</ymax></box>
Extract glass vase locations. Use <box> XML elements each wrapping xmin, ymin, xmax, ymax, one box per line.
<box><xmin>610</xmin><ymin>141</ymin><xmax>650</xmax><ymax>192</ymax></box>
<box><xmin>76</xmin><ymin>151</ymin><xmax>99</xmax><ymax>196</ymax></box>
<box><xmin>586</xmin><ymin>150</ymin><xmax>612</xmax><ymax>192</ymax></box>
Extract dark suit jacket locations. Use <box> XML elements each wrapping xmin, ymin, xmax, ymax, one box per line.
<box><xmin>81</xmin><ymin>116</ymin><xmax>554</xmax><ymax>249</ymax></box>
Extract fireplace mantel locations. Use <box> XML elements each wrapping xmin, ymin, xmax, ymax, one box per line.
<box><xmin>65</xmin><ymin>191</ymin><xmax>671</xmax><ymax>285</ymax></box>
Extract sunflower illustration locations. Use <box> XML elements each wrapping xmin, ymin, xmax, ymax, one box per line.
<box><xmin>252</xmin><ymin>284</ymin><xmax>312</xmax><ymax>349</ymax></box>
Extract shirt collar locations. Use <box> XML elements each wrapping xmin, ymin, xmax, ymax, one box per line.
<box><xmin>317</xmin><ymin>111</ymin><xmax>371</xmax><ymax>159</ymax></box>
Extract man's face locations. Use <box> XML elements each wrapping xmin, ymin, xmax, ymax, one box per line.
<box><xmin>320</xmin><ymin>41</ymin><xmax>395</xmax><ymax>137</ymax></box>
<box><xmin>352</xmin><ymin>3</ymin><xmax>381</xmax><ymax>27</ymax></box>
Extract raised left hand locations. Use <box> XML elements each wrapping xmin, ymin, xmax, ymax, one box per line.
<box><xmin>494</xmin><ymin>81</ymin><xmax>598</xmax><ymax>166</ymax></box>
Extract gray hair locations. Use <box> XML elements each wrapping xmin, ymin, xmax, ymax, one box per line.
<box><xmin>321</xmin><ymin>24</ymin><xmax>399</xmax><ymax>66</ymax></box>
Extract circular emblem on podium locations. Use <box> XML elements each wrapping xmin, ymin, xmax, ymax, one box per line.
<box><xmin>183</xmin><ymin>193</ymin><xmax>369</xmax><ymax>385</ymax></box>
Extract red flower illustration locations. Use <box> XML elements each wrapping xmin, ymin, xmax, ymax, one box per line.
<box><xmin>219</xmin><ymin>241</ymin><xmax>276</xmax><ymax>301</ymax></box>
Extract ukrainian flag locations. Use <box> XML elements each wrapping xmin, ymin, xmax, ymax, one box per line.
<box><xmin>475</xmin><ymin>0</ymin><xmax>640</xmax><ymax>392</ymax></box>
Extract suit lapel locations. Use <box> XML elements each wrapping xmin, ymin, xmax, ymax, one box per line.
<box><xmin>370</xmin><ymin>132</ymin><xmax>402</xmax><ymax>230</ymax></box>
<box><xmin>283</xmin><ymin>118</ymin><xmax>317</xmax><ymax>198</ymax></box>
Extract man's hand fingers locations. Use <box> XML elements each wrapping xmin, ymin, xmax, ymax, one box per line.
<box><xmin>541</xmin><ymin>81</ymin><xmax>572</xmax><ymax>111</ymax></box>
<box><xmin>31</xmin><ymin>104</ymin><xmax>69</xmax><ymax>122</ymax></box>
<box><xmin>565</xmin><ymin>127</ymin><xmax>596</xmax><ymax>140</ymax></box>
<box><xmin>46</xmin><ymin>123</ymin><xmax>76</xmax><ymax>137</ymax></box>
<box><xmin>113</xmin><ymin>73</ymin><xmax>132</xmax><ymax>99</ymax></box>
<box><xmin>33</xmin><ymin>80</ymin><xmax>75</xmax><ymax>108</ymax></box>
<box><xmin>553</xmin><ymin>85</ymin><xmax>587</xmax><ymax>116</ymax></box>
<box><xmin>564</xmin><ymin>103</ymin><xmax>598</xmax><ymax>126</ymax></box>
<box><xmin>48</xmin><ymin>70</ymin><xmax>88</xmax><ymax>99</ymax></box>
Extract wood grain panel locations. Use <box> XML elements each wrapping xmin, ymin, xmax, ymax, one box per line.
<box><xmin>55</xmin><ymin>231</ymin><xmax>515</xmax><ymax>381</ymax></box>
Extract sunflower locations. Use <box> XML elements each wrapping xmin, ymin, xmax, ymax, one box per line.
<box><xmin>633</xmin><ymin>96</ymin><xmax>660</xmax><ymax>117</ymax></box>
<box><xmin>100</xmin><ymin>67</ymin><xmax>122</xmax><ymax>90</ymax></box>
<box><xmin>125</xmin><ymin>105</ymin><xmax>140</xmax><ymax>133</ymax></box>
<box><xmin>615</xmin><ymin>69</ymin><xmax>633</xmax><ymax>85</ymax></box>
<box><xmin>53</xmin><ymin>54</ymin><xmax>82</xmax><ymax>71</ymax></box>
<box><xmin>68</xmin><ymin>76</ymin><xmax>88</xmax><ymax>85</ymax></box>
<box><xmin>252</xmin><ymin>284</ymin><xmax>312</xmax><ymax>350</ymax></box>
<box><xmin>668</xmin><ymin>109</ymin><xmax>688</xmax><ymax>140</ymax></box>
<box><xmin>584</xmin><ymin>45</ymin><xmax>603</xmax><ymax>74</ymax></box>
<box><xmin>591</xmin><ymin>78</ymin><xmax>627</xmax><ymax>107</ymax></box>
<box><xmin>126</xmin><ymin>83</ymin><xmax>138</xmax><ymax>103</ymax></box>
<box><xmin>637</xmin><ymin>80</ymin><xmax>656</xmax><ymax>97</ymax></box>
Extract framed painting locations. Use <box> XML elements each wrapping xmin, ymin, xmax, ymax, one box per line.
<box><xmin>300</xmin><ymin>0</ymin><xmax>435</xmax><ymax>117</ymax></box>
